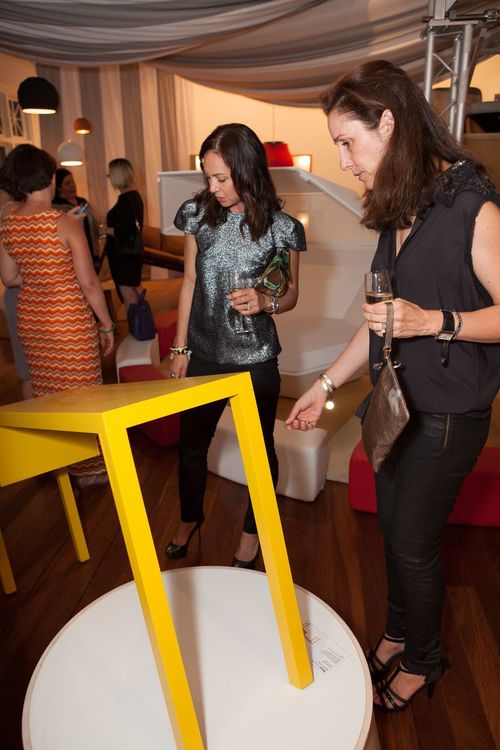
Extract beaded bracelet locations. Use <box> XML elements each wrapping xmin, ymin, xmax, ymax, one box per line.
<box><xmin>98</xmin><ymin>322</ymin><xmax>116</xmax><ymax>334</ymax></box>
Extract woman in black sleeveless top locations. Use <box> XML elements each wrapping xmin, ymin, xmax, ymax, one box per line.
<box><xmin>287</xmin><ymin>61</ymin><xmax>500</xmax><ymax>712</ymax></box>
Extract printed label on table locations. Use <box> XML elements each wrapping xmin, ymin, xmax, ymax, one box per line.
<box><xmin>302</xmin><ymin>621</ymin><xmax>351</xmax><ymax>674</ymax></box>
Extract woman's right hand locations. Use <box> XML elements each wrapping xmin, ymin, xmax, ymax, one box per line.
<box><xmin>285</xmin><ymin>380</ymin><xmax>326</xmax><ymax>431</ymax></box>
<box><xmin>170</xmin><ymin>352</ymin><xmax>189</xmax><ymax>379</ymax></box>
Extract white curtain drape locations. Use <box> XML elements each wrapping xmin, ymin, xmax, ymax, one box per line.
<box><xmin>1</xmin><ymin>0</ymin><xmax>499</xmax><ymax>106</ymax></box>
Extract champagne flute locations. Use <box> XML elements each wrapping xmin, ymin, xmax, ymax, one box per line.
<box><xmin>227</xmin><ymin>270</ymin><xmax>251</xmax><ymax>334</ymax></box>
<box><xmin>365</xmin><ymin>270</ymin><xmax>400</xmax><ymax>370</ymax></box>
<box><xmin>364</xmin><ymin>270</ymin><xmax>393</xmax><ymax>304</ymax></box>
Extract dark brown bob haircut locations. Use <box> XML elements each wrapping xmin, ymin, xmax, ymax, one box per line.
<box><xmin>195</xmin><ymin>123</ymin><xmax>282</xmax><ymax>241</ymax></box>
<box><xmin>0</xmin><ymin>143</ymin><xmax>56</xmax><ymax>202</ymax></box>
<box><xmin>320</xmin><ymin>60</ymin><xmax>478</xmax><ymax>231</ymax></box>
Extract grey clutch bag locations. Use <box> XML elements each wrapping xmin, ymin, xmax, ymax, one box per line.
<box><xmin>362</xmin><ymin>301</ymin><xmax>410</xmax><ymax>472</ymax></box>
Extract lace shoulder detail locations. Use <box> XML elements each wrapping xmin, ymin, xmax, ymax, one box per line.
<box><xmin>435</xmin><ymin>159</ymin><xmax>497</xmax><ymax>206</ymax></box>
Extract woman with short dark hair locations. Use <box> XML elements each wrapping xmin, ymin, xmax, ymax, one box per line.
<box><xmin>0</xmin><ymin>144</ymin><xmax>114</xmax><ymax>488</ymax></box>
<box><xmin>287</xmin><ymin>60</ymin><xmax>500</xmax><ymax>711</ymax></box>
<box><xmin>166</xmin><ymin>123</ymin><xmax>306</xmax><ymax>567</ymax></box>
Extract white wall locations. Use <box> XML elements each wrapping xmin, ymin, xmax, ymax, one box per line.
<box><xmin>178</xmin><ymin>78</ymin><xmax>361</xmax><ymax>193</ymax></box>
<box><xmin>465</xmin><ymin>55</ymin><xmax>500</xmax><ymax>101</ymax></box>
<box><xmin>0</xmin><ymin>52</ymin><xmax>41</xmax><ymax>146</ymax></box>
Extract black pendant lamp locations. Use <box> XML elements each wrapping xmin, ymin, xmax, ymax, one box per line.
<box><xmin>17</xmin><ymin>77</ymin><xmax>59</xmax><ymax>115</ymax></box>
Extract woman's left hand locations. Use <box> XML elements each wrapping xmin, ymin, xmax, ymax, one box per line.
<box><xmin>67</xmin><ymin>206</ymin><xmax>85</xmax><ymax>221</ymax></box>
<box><xmin>363</xmin><ymin>297</ymin><xmax>436</xmax><ymax>338</ymax></box>
<box><xmin>228</xmin><ymin>287</ymin><xmax>267</xmax><ymax>316</ymax></box>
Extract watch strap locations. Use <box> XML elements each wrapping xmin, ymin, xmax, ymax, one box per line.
<box><xmin>435</xmin><ymin>309</ymin><xmax>457</xmax><ymax>367</ymax></box>
<box><xmin>435</xmin><ymin>309</ymin><xmax>455</xmax><ymax>340</ymax></box>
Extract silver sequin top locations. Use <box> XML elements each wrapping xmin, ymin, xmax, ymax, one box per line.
<box><xmin>174</xmin><ymin>199</ymin><xmax>307</xmax><ymax>365</ymax></box>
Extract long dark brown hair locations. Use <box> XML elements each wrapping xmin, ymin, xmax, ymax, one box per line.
<box><xmin>195</xmin><ymin>123</ymin><xmax>282</xmax><ymax>241</ymax></box>
<box><xmin>321</xmin><ymin>60</ymin><xmax>480</xmax><ymax>231</ymax></box>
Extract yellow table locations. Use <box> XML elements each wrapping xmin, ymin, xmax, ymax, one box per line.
<box><xmin>0</xmin><ymin>373</ymin><xmax>312</xmax><ymax>749</ymax></box>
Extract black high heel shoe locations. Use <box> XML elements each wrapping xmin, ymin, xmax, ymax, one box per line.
<box><xmin>374</xmin><ymin>658</ymin><xmax>452</xmax><ymax>713</ymax></box>
<box><xmin>231</xmin><ymin>548</ymin><xmax>259</xmax><ymax>569</ymax></box>
<box><xmin>165</xmin><ymin>518</ymin><xmax>204</xmax><ymax>559</ymax></box>
<box><xmin>366</xmin><ymin>633</ymin><xmax>405</xmax><ymax>683</ymax></box>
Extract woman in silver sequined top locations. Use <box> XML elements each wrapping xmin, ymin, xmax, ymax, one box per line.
<box><xmin>165</xmin><ymin>123</ymin><xmax>306</xmax><ymax>567</ymax></box>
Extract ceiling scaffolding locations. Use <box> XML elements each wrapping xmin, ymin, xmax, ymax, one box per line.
<box><xmin>422</xmin><ymin>1</ymin><xmax>500</xmax><ymax>140</ymax></box>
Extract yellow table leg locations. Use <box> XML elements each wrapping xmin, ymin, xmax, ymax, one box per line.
<box><xmin>230</xmin><ymin>379</ymin><xmax>313</xmax><ymax>689</ymax></box>
<box><xmin>55</xmin><ymin>468</ymin><xmax>90</xmax><ymax>563</ymax></box>
<box><xmin>98</xmin><ymin>428</ymin><xmax>204</xmax><ymax>750</ymax></box>
<box><xmin>0</xmin><ymin>529</ymin><xmax>16</xmax><ymax>595</ymax></box>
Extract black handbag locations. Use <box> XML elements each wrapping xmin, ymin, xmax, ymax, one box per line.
<box><xmin>127</xmin><ymin>289</ymin><xmax>156</xmax><ymax>341</ymax></box>
<box><xmin>362</xmin><ymin>301</ymin><xmax>410</xmax><ymax>472</ymax></box>
<box><xmin>117</xmin><ymin>195</ymin><xmax>144</xmax><ymax>257</ymax></box>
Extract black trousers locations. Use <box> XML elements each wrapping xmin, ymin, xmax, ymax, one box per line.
<box><xmin>178</xmin><ymin>354</ymin><xmax>280</xmax><ymax>534</ymax></box>
<box><xmin>375</xmin><ymin>409</ymin><xmax>490</xmax><ymax>677</ymax></box>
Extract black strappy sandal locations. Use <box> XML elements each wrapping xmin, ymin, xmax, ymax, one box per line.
<box><xmin>374</xmin><ymin>659</ymin><xmax>452</xmax><ymax>713</ymax></box>
<box><xmin>366</xmin><ymin>633</ymin><xmax>405</xmax><ymax>683</ymax></box>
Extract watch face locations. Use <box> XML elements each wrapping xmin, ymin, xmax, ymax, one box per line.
<box><xmin>436</xmin><ymin>331</ymin><xmax>455</xmax><ymax>341</ymax></box>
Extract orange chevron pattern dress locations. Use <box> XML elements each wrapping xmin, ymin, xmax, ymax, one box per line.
<box><xmin>1</xmin><ymin>210</ymin><xmax>105</xmax><ymax>477</ymax></box>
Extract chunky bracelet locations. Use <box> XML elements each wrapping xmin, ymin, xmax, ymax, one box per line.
<box><xmin>319</xmin><ymin>373</ymin><xmax>337</xmax><ymax>411</ymax></box>
<box><xmin>452</xmin><ymin>310</ymin><xmax>463</xmax><ymax>339</ymax></box>
<box><xmin>170</xmin><ymin>346</ymin><xmax>189</xmax><ymax>356</ymax></box>
<box><xmin>98</xmin><ymin>322</ymin><xmax>116</xmax><ymax>334</ymax></box>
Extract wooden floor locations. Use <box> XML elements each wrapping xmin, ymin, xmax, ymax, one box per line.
<box><xmin>0</xmin><ymin>328</ymin><xmax>499</xmax><ymax>749</ymax></box>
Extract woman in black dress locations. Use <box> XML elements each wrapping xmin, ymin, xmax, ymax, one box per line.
<box><xmin>103</xmin><ymin>158</ymin><xmax>144</xmax><ymax>307</ymax></box>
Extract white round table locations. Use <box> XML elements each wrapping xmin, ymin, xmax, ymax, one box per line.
<box><xmin>23</xmin><ymin>567</ymin><xmax>378</xmax><ymax>749</ymax></box>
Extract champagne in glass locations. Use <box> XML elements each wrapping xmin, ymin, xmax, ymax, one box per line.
<box><xmin>365</xmin><ymin>270</ymin><xmax>393</xmax><ymax>304</ymax></box>
<box><xmin>227</xmin><ymin>270</ymin><xmax>251</xmax><ymax>334</ymax></box>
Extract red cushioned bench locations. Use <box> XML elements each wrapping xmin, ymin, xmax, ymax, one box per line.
<box><xmin>348</xmin><ymin>440</ymin><xmax>500</xmax><ymax>527</ymax></box>
<box><xmin>118</xmin><ymin>312</ymin><xmax>180</xmax><ymax>448</ymax></box>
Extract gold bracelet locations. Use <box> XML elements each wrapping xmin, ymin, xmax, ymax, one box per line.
<box><xmin>319</xmin><ymin>373</ymin><xmax>337</xmax><ymax>411</ymax></box>
<box><xmin>452</xmin><ymin>310</ymin><xmax>463</xmax><ymax>339</ymax></box>
<box><xmin>170</xmin><ymin>345</ymin><xmax>189</xmax><ymax>355</ymax></box>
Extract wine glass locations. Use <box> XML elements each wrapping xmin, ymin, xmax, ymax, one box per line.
<box><xmin>365</xmin><ymin>270</ymin><xmax>400</xmax><ymax>370</ymax></box>
<box><xmin>227</xmin><ymin>270</ymin><xmax>251</xmax><ymax>334</ymax></box>
<box><xmin>364</xmin><ymin>270</ymin><xmax>393</xmax><ymax>304</ymax></box>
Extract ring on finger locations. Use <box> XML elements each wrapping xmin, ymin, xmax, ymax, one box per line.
<box><xmin>246</xmin><ymin>302</ymin><xmax>250</xmax><ymax>311</ymax></box>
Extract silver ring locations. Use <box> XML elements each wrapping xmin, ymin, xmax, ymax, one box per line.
<box><xmin>170</xmin><ymin>372</ymin><xmax>176</xmax><ymax>378</ymax></box>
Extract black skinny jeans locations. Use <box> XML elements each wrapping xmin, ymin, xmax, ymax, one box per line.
<box><xmin>178</xmin><ymin>354</ymin><xmax>280</xmax><ymax>534</ymax></box>
<box><xmin>375</xmin><ymin>410</ymin><xmax>490</xmax><ymax>677</ymax></box>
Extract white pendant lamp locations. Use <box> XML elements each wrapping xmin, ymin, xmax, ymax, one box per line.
<box><xmin>57</xmin><ymin>140</ymin><xmax>83</xmax><ymax>166</ymax></box>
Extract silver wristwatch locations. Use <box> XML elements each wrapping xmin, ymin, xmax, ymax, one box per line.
<box><xmin>264</xmin><ymin>296</ymin><xmax>279</xmax><ymax>314</ymax></box>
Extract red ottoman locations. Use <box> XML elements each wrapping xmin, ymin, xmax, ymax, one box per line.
<box><xmin>154</xmin><ymin>310</ymin><xmax>178</xmax><ymax>359</ymax></box>
<box><xmin>348</xmin><ymin>440</ymin><xmax>500</xmax><ymax>527</ymax></box>
<box><xmin>119</xmin><ymin>364</ymin><xmax>180</xmax><ymax>448</ymax></box>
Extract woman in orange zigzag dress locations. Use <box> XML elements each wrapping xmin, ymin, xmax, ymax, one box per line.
<box><xmin>0</xmin><ymin>144</ymin><xmax>115</xmax><ymax>488</ymax></box>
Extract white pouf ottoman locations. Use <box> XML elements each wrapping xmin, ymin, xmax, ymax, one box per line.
<box><xmin>207</xmin><ymin>406</ymin><xmax>329</xmax><ymax>502</ymax></box>
<box><xmin>115</xmin><ymin>334</ymin><xmax>160</xmax><ymax>382</ymax></box>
